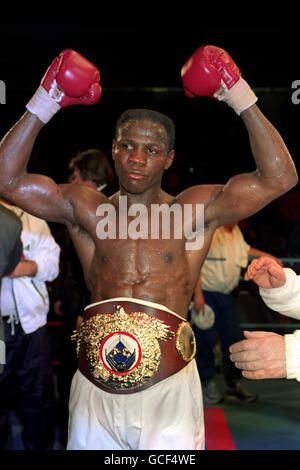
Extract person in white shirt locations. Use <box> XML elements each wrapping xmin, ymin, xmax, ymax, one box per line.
<box><xmin>229</xmin><ymin>256</ymin><xmax>300</xmax><ymax>382</ymax></box>
<box><xmin>192</xmin><ymin>223</ymin><xmax>282</xmax><ymax>403</ymax></box>
<box><xmin>0</xmin><ymin>202</ymin><xmax>60</xmax><ymax>450</ymax></box>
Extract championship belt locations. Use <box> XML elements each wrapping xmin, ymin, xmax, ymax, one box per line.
<box><xmin>71</xmin><ymin>298</ymin><xmax>196</xmax><ymax>394</ymax></box>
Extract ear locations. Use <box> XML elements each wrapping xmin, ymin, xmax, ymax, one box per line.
<box><xmin>164</xmin><ymin>150</ymin><xmax>175</xmax><ymax>170</ymax></box>
<box><xmin>111</xmin><ymin>139</ymin><xmax>116</xmax><ymax>160</ymax></box>
<box><xmin>83</xmin><ymin>180</ymin><xmax>98</xmax><ymax>190</ymax></box>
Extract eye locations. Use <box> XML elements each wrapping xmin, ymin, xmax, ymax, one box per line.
<box><xmin>146</xmin><ymin>146</ymin><xmax>159</xmax><ymax>155</ymax></box>
<box><xmin>121</xmin><ymin>143</ymin><xmax>130</xmax><ymax>149</ymax></box>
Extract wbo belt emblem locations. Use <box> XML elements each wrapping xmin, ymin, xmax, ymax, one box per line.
<box><xmin>72</xmin><ymin>306</ymin><xmax>175</xmax><ymax>390</ymax></box>
<box><xmin>101</xmin><ymin>332</ymin><xmax>141</xmax><ymax>375</ymax></box>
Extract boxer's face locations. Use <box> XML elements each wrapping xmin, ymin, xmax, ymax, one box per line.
<box><xmin>112</xmin><ymin>119</ymin><xmax>174</xmax><ymax>194</ymax></box>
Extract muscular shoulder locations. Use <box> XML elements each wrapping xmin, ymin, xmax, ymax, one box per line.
<box><xmin>176</xmin><ymin>184</ymin><xmax>224</xmax><ymax>210</ymax></box>
<box><xmin>64</xmin><ymin>184</ymin><xmax>108</xmax><ymax>207</ymax></box>
<box><xmin>174</xmin><ymin>184</ymin><xmax>224</xmax><ymax>235</ymax></box>
<box><xmin>60</xmin><ymin>184</ymin><xmax>111</xmax><ymax>233</ymax></box>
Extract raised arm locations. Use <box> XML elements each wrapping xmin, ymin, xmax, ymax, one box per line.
<box><xmin>0</xmin><ymin>112</ymin><xmax>66</xmax><ymax>222</ymax></box>
<box><xmin>215</xmin><ymin>104</ymin><xmax>298</xmax><ymax>223</ymax></box>
<box><xmin>181</xmin><ymin>45</ymin><xmax>298</xmax><ymax>226</ymax></box>
<box><xmin>0</xmin><ymin>49</ymin><xmax>101</xmax><ymax>223</ymax></box>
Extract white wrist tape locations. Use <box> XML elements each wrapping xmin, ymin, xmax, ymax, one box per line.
<box><xmin>213</xmin><ymin>77</ymin><xmax>258</xmax><ymax>115</ymax></box>
<box><xmin>26</xmin><ymin>85</ymin><xmax>61</xmax><ymax>124</ymax></box>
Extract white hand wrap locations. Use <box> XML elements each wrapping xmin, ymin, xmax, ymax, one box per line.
<box><xmin>26</xmin><ymin>85</ymin><xmax>62</xmax><ymax>124</ymax></box>
<box><xmin>213</xmin><ymin>77</ymin><xmax>258</xmax><ymax>115</ymax></box>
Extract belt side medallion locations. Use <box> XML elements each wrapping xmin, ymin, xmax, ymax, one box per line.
<box><xmin>176</xmin><ymin>321</ymin><xmax>196</xmax><ymax>362</ymax></box>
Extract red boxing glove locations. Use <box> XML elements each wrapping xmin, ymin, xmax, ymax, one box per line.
<box><xmin>27</xmin><ymin>49</ymin><xmax>102</xmax><ymax>123</ymax></box>
<box><xmin>181</xmin><ymin>45</ymin><xmax>257</xmax><ymax>115</ymax></box>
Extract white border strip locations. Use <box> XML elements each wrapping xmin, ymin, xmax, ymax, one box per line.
<box><xmin>84</xmin><ymin>297</ymin><xmax>185</xmax><ymax>321</ymax></box>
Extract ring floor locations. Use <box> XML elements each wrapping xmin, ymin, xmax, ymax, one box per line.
<box><xmin>205</xmin><ymin>372</ymin><xmax>300</xmax><ymax>450</ymax></box>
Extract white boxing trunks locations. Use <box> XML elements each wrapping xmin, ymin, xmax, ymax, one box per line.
<box><xmin>67</xmin><ymin>360</ymin><xmax>204</xmax><ymax>450</ymax></box>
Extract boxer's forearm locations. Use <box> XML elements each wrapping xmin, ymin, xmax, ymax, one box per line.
<box><xmin>241</xmin><ymin>105</ymin><xmax>298</xmax><ymax>193</ymax></box>
<box><xmin>0</xmin><ymin>111</ymin><xmax>70</xmax><ymax>223</ymax></box>
<box><xmin>0</xmin><ymin>50</ymin><xmax>101</xmax><ymax>202</ymax></box>
<box><xmin>0</xmin><ymin>111</ymin><xmax>44</xmax><ymax>195</ymax></box>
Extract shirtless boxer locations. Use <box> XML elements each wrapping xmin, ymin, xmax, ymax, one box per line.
<box><xmin>0</xmin><ymin>46</ymin><xmax>297</xmax><ymax>450</ymax></box>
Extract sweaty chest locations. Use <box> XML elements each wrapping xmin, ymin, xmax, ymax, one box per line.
<box><xmin>94</xmin><ymin>238</ymin><xmax>187</xmax><ymax>281</ymax></box>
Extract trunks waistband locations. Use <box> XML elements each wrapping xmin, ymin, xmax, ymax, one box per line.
<box><xmin>84</xmin><ymin>297</ymin><xmax>186</xmax><ymax>321</ymax></box>
<box><xmin>72</xmin><ymin>298</ymin><xmax>196</xmax><ymax>394</ymax></box>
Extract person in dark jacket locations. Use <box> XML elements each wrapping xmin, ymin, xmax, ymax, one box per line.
<box><xmin>0</xmin><ymin>204</ymin><xmax>23</xmax><ymax>373</ymax></box>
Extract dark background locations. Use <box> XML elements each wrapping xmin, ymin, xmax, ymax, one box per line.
<box><xmin>1</xmin><ymin>21</ymin><xmax>300</xmax><ymax>255</ymax></box>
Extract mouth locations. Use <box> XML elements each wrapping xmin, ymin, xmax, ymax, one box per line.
<box><xmin>126</xmin><ymin>172</ymin><xmax>147</xmax><ymax>180</ymax></box>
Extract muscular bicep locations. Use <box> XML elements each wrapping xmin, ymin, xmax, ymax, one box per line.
<box><xmin>2</xmin><ymin>172</ymin><xmax>74</xmax><ymax>224</ymax></box>
<box><xmin>205</xmin><ymin>106</ymin><xmax>298</xmax><ymax>226</ymax></box>
<box><xmin>205</xmin><ymin>169</ymin><xmax>281</xmax><ymax>226</ymax></box>
<box><xmin>0</xmin><ymin>112</ymin><xmax>75</xmax><ymax>225</ymax></box>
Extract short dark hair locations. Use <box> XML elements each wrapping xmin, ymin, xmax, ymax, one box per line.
<box><xmin>115</xmin><ymin>109</ymin><xmax>175</xmax><ymax>152</ymax></box>
<box><xmin>69</xmin><ymin>148</ymin><xmax>115</xmax><ymax>186</ymax></box>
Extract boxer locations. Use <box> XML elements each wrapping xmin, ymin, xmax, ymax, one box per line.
<box><xmin>0</xmin><ymin>45</ymin><xmax>297</xmax><ymax>450</ymax></box>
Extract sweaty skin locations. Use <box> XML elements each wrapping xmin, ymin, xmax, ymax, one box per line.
<box><xmin>0</xmin><ymin>106</ymin><xmax>297</xmax><ymax>318</ymax></box>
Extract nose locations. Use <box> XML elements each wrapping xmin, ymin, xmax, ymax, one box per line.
<box><xmin>128</xmin><ymin>147</ymin><xmax>147</xmax><ymax>166</ymax></box>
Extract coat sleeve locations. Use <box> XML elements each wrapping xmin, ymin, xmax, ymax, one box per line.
<box><xmin>0</xmin><ymin>205</ymin><xmax>23</xmax><ymax>367</ymax></box>
<box><xmin>27</xmin><ymin>217</ymin><xmax>60</xmax><ymax>283</ymax></box>
<box><xmin>285</xmin><ymin>330</ymin><xmax>300</xmax><ymax>381</ymax></box>
<box><xmin>0</xmin><ymin>205</ymin><xmax>23</xmax><ymax>278</ymax></box>
<box><xmin>259</xmin><ymin>268</ymin><xmax>300</xmax><ymax>320</ymax></box>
